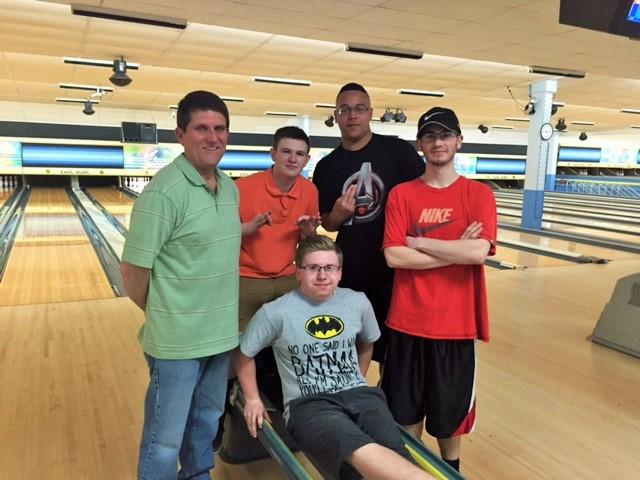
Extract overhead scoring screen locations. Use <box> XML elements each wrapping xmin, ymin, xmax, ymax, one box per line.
<box><xmin>559</xmin><ymin>0</ymin><xmax>640</xmax><ymax>39</ymax></box>
<box><xmin>628</xmin><ymin>0</ymin><xmax>640</xmax><ymax>23</ymax></box>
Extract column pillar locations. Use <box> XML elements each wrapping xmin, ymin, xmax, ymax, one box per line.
<box><xmin>522</xmin><ymin>79</ymin><xmax>557</xmax><ymax>230</ymax></box>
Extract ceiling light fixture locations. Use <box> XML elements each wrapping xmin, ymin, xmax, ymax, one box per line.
<box><xmin>254</xmin><ymin>76</ymin><xmax>311</xmax><ymax>86</ymax></box>
<box><xmin>491</xmin><ymin>125</ymin><xmax>515</xmax><ymax>130</ymax></box>
<box><xmin>71</xmin><ymin>5</ymin><xmax>187</xmax><ymax>30</ymax></box>
<box><xmin>380</xmin><ymin>109</ymin><xmax>394</xmax><ymax>123</ymax></box>
<box><xmin>393</xmin><ymin>109</ymin><xmax>407</xmax><ymax>123</ymax></box>
<box><xmin>621</xmin><ymin>108</ymin><xmax>640</xmax><ymax>114</ymax></box>
<box><xmin>505</xmin><ymin>117</ymin><xmax>530</xmax><ymax>122</ymax></box>
<box><xmin>265</xmin><ymin>111</ymin><xmax>298</xmax><ymax>117</ymax></box>
<box><xmin>63</xmin><ymin>56</ymin><xmax>140</xmax><ymax>69</ymax></box>
<box><xmin>82</xmin><ymin>100</ymin><xmax>95</xmax><ymax>116</ymax></box>
<box><xmin>528</xmin><ymin>66</ymin><xmax>586</xmax><ymax>78</ymax></box>
<box><xmin>398</xmin><ymin>89</ymin><xmax>445</xmax><ymax>97</ymax></box>
<box><xmin>555</xmin><ymin>118</ymin><xmax>567</xmax><ymax>131</ymax></box>
<box><xmin>553</xmin><ymin>101</ymin><xmax>566</xmax><ymax>107</ymax></box>
<box><xmin>71</xmin><ymin>4</ymin><xmax>187</xmax><ymax>29</ymax></box>
<box><xmin>346</xmin><ymin>42</ymin><xmax>423</xmax><ymax>60</ymax></box>
<box><xmin>58</xmin><ymin>83</ymin><xmax>114</xmax><ymax>93</ymax></box>
<box><xmin>631</xmin><ymin>125</ymin><xmax>640</xmax><ymax>129</ymax></box>
<box><xmin>571</xmin><ymin>121</ymin><xmax>595</xmax><ymax>126</ymax></box>
<box><xmin>314</xmin><ymin>103</ymin><xmax>335</xmax><ymax>109</ymax></box>
<box><xmin>110</xmin><ymin>57</ymin><xmax>132</xmax><ymax>87</ymax></box>
<box><xmin>55</xmin><ymin>97</ymin><xmax>100</xmax><ymax>104</ymax></box>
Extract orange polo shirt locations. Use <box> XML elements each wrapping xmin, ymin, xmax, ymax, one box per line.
<box><xmin>237</xmin><ymin>169</ymin><xmax>319</xmax><ymax>278</ymax></box>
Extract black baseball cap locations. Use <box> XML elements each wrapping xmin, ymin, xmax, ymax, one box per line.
<box><xmin>417</xmin><ymin>107</ymin><xmax>461</xmax><ymax>138</ymax></box>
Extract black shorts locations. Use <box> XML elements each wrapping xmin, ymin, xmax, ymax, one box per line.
<box><xmin>381</xmin><ymin>330</ymin><xmax>477</xmax><ymax>439</ymax></box>
<box><xmin>286</xmin><ymin>386</ymin><xmax>412</xmax><ymax>480</ymax></box>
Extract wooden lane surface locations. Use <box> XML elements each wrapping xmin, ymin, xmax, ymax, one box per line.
<box><xmin>0</xmin><ymin>188</ymin><xmax>114</xmax><ymax>306</ymax></box>
<box><xmin>499</xmin><ymin>214</ymin><xmax>640</xmax><ymax>246</ymax></box>
<box><xmin>370</xmin><ymin>259</ymin><xmax>640</xmax><ymax>479</ymax></box>
<box><xmin>3</xmin><ymin>260</ymin><xmax>640</xmax><ymax>479</ymax></box>
<box><xmin>498</xmin><ymin>206</ymin><xmax>640</xmax><ymax>237</ymax></box>
<box><xmin>493</xmin><ymin>245</ymin><xmax>573</xmax><ymax>268</ymax></box>
<box><xmin>87</xmin><ymin>187</ymin><xmax>134</xmax><ymax>229</ymax></box>
<box><xmin>498</xmin><ymin>228</ymin><xmax>640</xmax><ymax>262</ymax></box>
<box><xmin>0</xmin><ymin>297</ymin><xmax>318</xmax><ymax>479</ymax></box>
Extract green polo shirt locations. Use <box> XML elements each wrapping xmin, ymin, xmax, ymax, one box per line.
<box><xmin>122</xmin><ymin>154</ymin><xmax>241</xmax><ymax>359</ymax></box>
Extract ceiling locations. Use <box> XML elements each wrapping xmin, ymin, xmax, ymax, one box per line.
<box><xmin>2</xmin><ymin>0</ymin><xmax>640</xmax><ymax>133</ymax></box>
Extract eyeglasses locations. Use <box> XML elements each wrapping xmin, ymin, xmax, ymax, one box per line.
<box><xmin>335</xmin><ymin>105</ymin><xmax>370</xmax><ymax>117</ymax></box>
<box><xmin>420</xmin><ymin>131</ymin><xmax>458</xmax><ymax>142</ymax></box>
<box><xmin>298</xmin><ymin>264</ymin><xmax>341</xmax><ymax>274</ymax></box>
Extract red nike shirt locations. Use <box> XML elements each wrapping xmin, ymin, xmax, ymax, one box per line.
<box><xmin>383</xmin><ymin>177</ymin><xmax>496</xmax><ymax>341</ymax></box>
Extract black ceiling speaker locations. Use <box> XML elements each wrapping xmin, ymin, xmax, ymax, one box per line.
<box><xmin>555</xmin><ymin>118</ymin><xmax>567</xmax><ymax>132</ymax></box>
<box><xmin>579</xmin><ymin>132</ymin><xmax>588</xmax><ymax>141</ymax></box>
<box><xmin>82</xmin><ymin>100</ymin><xmax>95</xmax><ymax>115</ymax></box>
<box><xmin>324</xmin><ymin>115</ymin><xmax>334</xmax><ymax>127</ymax></box>
<box><xmin>110</xmin><ymin>57</ymin><xmax>132</xmax><ymax>87</ymax></box>
<box><xmin>478</xmin><ymin>124</ymin><xmax>489</xmax><ymax>133</ymax></box>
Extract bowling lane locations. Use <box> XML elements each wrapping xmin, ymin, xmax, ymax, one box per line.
<box><xmin>493</xmin><ymin>246</ymin><xmax>573</xmax><ymax>268</ymax></box>
<box><xmin>498</xmin><ymin>210</ymin><xmax>640</xmax><ymax>245</ymax></box>
<box><xmin>87</xmin><ymin>187</ymin><xmax>135</xmax><ymax>229</ymax></box>
<box><xmin>494</xmin><ymin>191</ymin><xmax>640</xmax><ymax>213</ymax></box>
<box><xmin>0</xmin><ymin>188</ymin><xmax>114</xmax><ymax>306</ymax></box>
<box><xmin>496</xmin><ymin>197</ymin><xmax>640</xmax><ymax>222</ymax></box>
<box><xmin>498</xmin><ymin>228</ymin><xmax>640</xmax><ymax>261</ymax></box>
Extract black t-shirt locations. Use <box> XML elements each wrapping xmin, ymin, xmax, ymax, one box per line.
<box><xmin>313</xmin><ymin>133</ymin><xmax>424</xmax><ymax>285</ymax></box>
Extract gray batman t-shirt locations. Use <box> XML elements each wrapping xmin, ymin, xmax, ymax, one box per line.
<box><xmin>240</xmin><ymin>287</ymin><xmax>380</xmax><ymax>418</ymax></box>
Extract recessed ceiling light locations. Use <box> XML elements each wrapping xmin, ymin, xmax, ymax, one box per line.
<box><xmin>59</xmin><ymin>83</ymin><xmax>114</xmax><ymax>93</ymax></box>
<box><xmin>552</xmin><ymin>101</ymin><xmax>566</xmax><ymax>107</ymax></box>
<box><xmin>346</xmin><ymin>43</ymin><xmax>423</xmax><ymax>60</ymax></box>
<box><xmin>71</xmin><ymin>4</ymin><xmax>187</xmax><ymax>29</ymax></box>
<box><xmin>314</xmin><ymin>103</ymin><xmax>335</xmax><ymax>109</ymax></box>
<box><xmin>504</xmin><ymin>117</ymin><xmax>530</xmax><ymax>122</ymax></box>
<box><xmin>221</xmin><ymin>96</ymin><xmax>244</xmax><ymax>103</ymax></box>
<box><xmin>56</xmin><ymin>97</ymin><xmax>100</xmax><ymax>104</ymax></box>
<box><xmin>265</xmin><ymin>111</ymin><xmax>298</xmax><ymax>117</ymax></box>
<box><xmin>254</xmin><ymin>76</ymin><xmax>310</xmax><ymax>86</ymax></box>
<box><xmin>570</xmin><ymin>121</ymin><xmax>595</xmax><ymax>126</ymax></box>
<box><xmin>63</xmin><ymin>56</ymin><xmax>140</xmax><ymax>70</ymax></box>
<box><xmin>398</xmin><ymin>89</ymin><xmax>445</xmax><ymax>97</ymax></box>
<box><xmin>621</xmin><ymin>108</ymin><xmax>640</xmax><ymax>114</ymax></box>
<box><xmin>528</xmin><ymin>66</ymin><xmax>586</xmax><ymax>78</ymax></box>
<box><xmin>491</xmin><ymin>125</ymin><xmax>515</xmax><ymax>130</ymax></box>
<box><xmin>630</xmin><ymin>125</ymin><xmax>640</xmax><ymax>129</ymax></box>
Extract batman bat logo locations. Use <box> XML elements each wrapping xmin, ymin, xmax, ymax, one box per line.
<box><xmin>305</xmin><ymin>315</ymin><xmax>344</xmax><ymax>340</ymax></box>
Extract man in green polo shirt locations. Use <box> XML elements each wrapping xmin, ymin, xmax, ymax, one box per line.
<box><xmin>121</xmin><ymin>90</ymin><xmax>241</xmax><ymax>480</ymax></box>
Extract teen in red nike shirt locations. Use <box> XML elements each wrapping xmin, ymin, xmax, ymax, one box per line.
<box><xmin>381</xmin><ymin>107</ymin><xmax>497</xmax><ymax>475</ymax></box>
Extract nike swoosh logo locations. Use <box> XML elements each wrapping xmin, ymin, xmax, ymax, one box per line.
<box><xmin>422</xmin><ymin>111</ymin><xmax>445</xmax><ymax>122</ymax></box>
<box><xmin>413</xmin><ymin>218</ymin><xmax>458</xmax><ymax>235</ymax></box>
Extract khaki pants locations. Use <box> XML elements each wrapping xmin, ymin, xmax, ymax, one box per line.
<box><xmin>239</xmin><ymin>275</ymin><xmax>299</xmax><ymax>331</ymax></box>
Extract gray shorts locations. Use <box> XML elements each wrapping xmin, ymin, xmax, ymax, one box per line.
<box><xmin>286</xmin><ymin>386</ymin><xmax>412</xmax><ymax>480</ymax></box>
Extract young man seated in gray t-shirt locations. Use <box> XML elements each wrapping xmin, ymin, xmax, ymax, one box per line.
<box><xmin>234</xmin><ymin>235</ymin><xmax>432</xmax><ymax>480</ymax></box>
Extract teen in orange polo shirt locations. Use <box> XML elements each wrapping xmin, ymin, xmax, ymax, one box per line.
<box><xmin>236</xmin><ymin>126</ymin><xmax>320</xmax><ymax>330</ymax></box>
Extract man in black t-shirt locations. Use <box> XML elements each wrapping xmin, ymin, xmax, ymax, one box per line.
<box><xmin>313</xmin><ymin>82</ymin><xmax>424</xmax><ymax>363</ymax></box>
